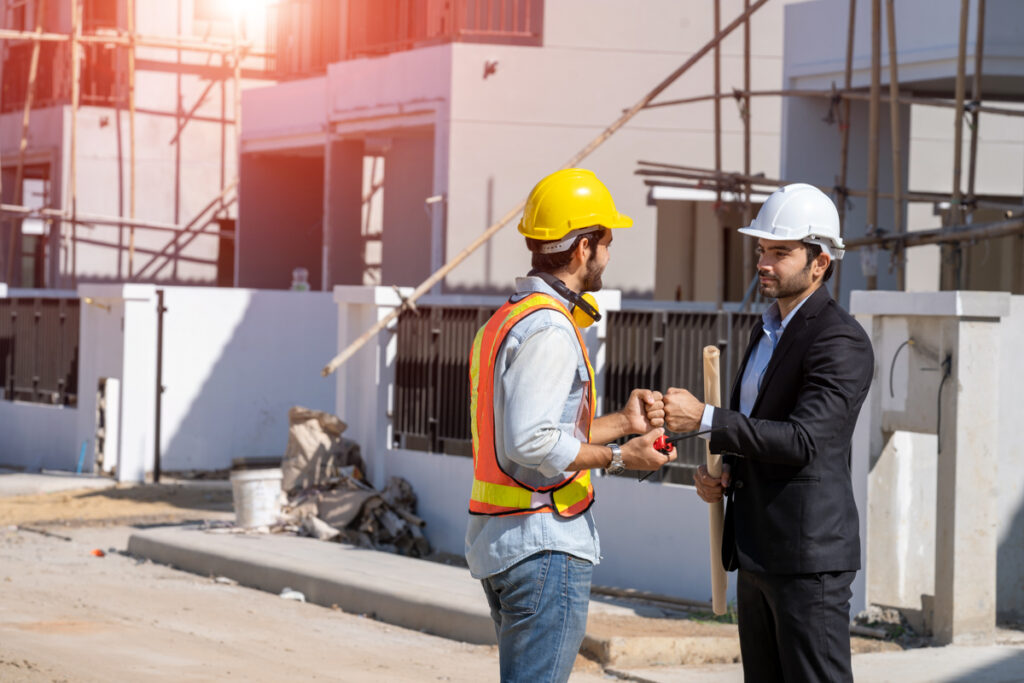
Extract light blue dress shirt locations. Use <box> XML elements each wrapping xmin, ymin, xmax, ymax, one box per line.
<box><xmin>701</xmin><ymin>293</ymin><xmax>814</xmax><ymax>428</ymax></box>
<box><xmin>465</xmin><ymin>276</ymin><xmax>600</xmax><ymax>580</ymax></box>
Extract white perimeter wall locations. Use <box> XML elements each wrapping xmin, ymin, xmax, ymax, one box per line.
<box><xmin>4</xmin><ymin>285</ymin><xmax>339</xmax><ymax>480</ymax></box>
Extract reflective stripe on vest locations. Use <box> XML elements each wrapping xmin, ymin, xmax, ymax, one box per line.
<box><xmin>468</xmin><ymin>292</ymin><xmax>596</xmax><ymax>518</ymax></box>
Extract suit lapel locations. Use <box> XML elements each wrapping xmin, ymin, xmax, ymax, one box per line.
<box><xmin>750</xmin><ymin>286</ymin><xmax>832</xmax><ymax>416</ymax></box>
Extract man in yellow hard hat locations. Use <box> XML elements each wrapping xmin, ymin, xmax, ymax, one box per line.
<box><xmin>466</xmin><ymin>168</ymin><xmax>674</xmax><ymax>682</ymax></box>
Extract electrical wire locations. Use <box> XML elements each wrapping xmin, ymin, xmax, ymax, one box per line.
<box><xmin>888</xmin><ymin>338</ymin><xmax>915</xmax><ymax>398</ymax></box>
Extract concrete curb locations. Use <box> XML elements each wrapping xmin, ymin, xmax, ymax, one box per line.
<box><xmin>127</xmin><ymin>526</ymin><xmax>497</xmax><ymax>645</ymax></box>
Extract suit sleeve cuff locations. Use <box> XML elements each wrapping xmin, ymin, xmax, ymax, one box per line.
<box><xmin>699</xmin><ymin>404</ymin><xmax>715</xmax><ymax>438</ymax></box>
<box><xmin>537</xmin><ymin>431</ymin><xmax>582</xmax><ymax>477</ymax></box>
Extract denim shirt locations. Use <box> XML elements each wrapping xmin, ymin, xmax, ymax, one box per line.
<box><xmin>464</xmin><ymin>276</ymin><xmax>601</xmax><ymax>579</ymax></box>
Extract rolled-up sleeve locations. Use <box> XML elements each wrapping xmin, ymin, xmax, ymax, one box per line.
<box><xmin>502</xmin><ymin>325</ymin><xmax>582</xmax><ymax>477</ymax></box>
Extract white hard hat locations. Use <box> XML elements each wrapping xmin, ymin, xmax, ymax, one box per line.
<box><xmin>738</xmin><ymin>183</ymin><xmax>845</xmax><ymax>260</ymax></box>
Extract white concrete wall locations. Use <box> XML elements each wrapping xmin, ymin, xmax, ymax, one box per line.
<box><xmin>157</xmin><ymin>288</ymin><xmax>337</xmax><ymax>472</ymax></box>
<box><xmin>71</xmin><ymin>285</ymin><xmax>337</xmax><ymax>480</ymax></box>
<box><xmin>0</xmin><ymin>400</ymin><xmax>78</xmax><ymax>472</ymax></box>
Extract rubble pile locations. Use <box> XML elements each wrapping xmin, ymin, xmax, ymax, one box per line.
<box><xmin>277</xmin><ymin>406</ymin><xmax>431</xmax><ymax>558</ymax></box>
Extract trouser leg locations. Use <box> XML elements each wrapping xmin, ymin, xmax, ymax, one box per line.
<box><xmin>740</xmin><ymin>569</ymin><xmax>856</xmax><ymax>683</ymax></box>
<box><xmin>737</xmin><ymin>569</ymin><xmax>785</xmax><ymax>683</ymax></box>
<box><xmin>480</xmin><ymin>551</ymin><xmax>593</xmax><ymax>683</ymax></box>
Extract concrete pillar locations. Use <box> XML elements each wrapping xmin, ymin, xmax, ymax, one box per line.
<box><xmin>323</xmin><ymin>139</ymin><xmax>364</xmax><ymax>289</ymax></box>
<box><xmin>933</xmin><ymin>316</ymin><xmax>1001</xmax><ymax>644</ymax></box>
<box><xmin>333</xmin><ymin>285</ymin><xmax>406</xmax><ymax>490</ymax></box>
<box><xmin>852</xmin><ymin>291</ymin><xmax>1010</xmax><ymax>644</ymax></box>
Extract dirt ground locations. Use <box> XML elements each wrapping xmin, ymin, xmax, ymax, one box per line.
<box><xmin>0</xmin><ymin>484</ymin><xmax>899</xmax><ymax>681</ymax></box>
<box><xmin>0</xmin><ymin>483</ymin><xmax>235</xmax><ymax>528</ymax></box>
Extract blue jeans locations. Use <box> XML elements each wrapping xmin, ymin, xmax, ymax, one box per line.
<box><xmin>481</xmin><ymin>551</ymin><xmax>593</xmax><ymax>683</ymax></box>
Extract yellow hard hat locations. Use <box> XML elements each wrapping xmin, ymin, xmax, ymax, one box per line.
<box><xmin>518</xmin><ymin>168</ymin><xmax>632</xmax><ymax>249</ymax></box>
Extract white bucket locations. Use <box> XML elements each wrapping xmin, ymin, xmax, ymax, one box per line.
<box><xmin>230</xmin><ymin>468</ymin><xmax>283</xmax><ymax>528</ymax></box>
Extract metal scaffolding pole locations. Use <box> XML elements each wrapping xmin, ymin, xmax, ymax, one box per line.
<box><xmin>69</xmin><ymin>0</ymin><xmax>81</xmax><ymax>286</ymax></box>
<box><xmin>5</xmin><ymin>0</ymin><xmax>46</xmax><ymax>285</ymax></box>
<box><xmin>321</xmin><ymin>0</ymin><xmax>774</xmax><ymax>377</ymax></box>
<box><xmin>713</xmin><ymin>0</ymin><xmax>724</xmax><ymax>308</ymax></box>
<box><xmin>835</xmin><ymin>0</ymin><xmax>857</xmax><ymax>297</ymax></box>
<box><xmin>742</xmin><ymin>0</ymin><xmax>753</xmax><ymax>305</ymax></box>
<box><xmin>885</xmin><ymin>0</ymin><xmax>905</xmax><ymax>289</ymax></box>
<box><xmin>946</xmin><ymin>0</ymin><xmax>971</xmax><ymax>289</ymax></box>
<box><xmin>127</xmin><ymin>0</ymin><xmax>137</xmax><ymax>277</ymax></box>
<box><xmin>967</xmin><ymin>0</ymin><xmax>986</xmax><ymax>209</ymax></box>
<box><xmin>866</xmin><ymin>0</ymin><xmax>881</xmax><ymax>291</ymax></box>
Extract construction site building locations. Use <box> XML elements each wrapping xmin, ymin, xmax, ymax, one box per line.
<box><xmin>0</xmin><ymin>0</ymin><xmax>273</xmax><ymax>289</ymax></box>
<box><xmin>237</xmin><ymin>0</ymin><xmax>804</xmax><ymax>296</ymax></box>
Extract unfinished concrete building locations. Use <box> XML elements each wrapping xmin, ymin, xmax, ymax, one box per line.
<box><xmin>0</xmin><ymin>0</ymin><xmax>274</xmax><ymax>289</ymax></box>
<box><xmin>238</xmin><ymin>0</ymin><xmax>807</xmax><ymax>296</ymax></box>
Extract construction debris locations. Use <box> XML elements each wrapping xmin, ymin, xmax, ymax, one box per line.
<box><xmin>278</xmin><ymin>406</ymin><xmax>431</xmax><ymax>558</ymax></box>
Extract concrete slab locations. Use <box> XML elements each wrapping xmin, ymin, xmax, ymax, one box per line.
<box><xmin>612</xmin><ymin>644</ymin><xmax>1024</xmax><ymax>682</ymax></box>
<box><xmin>128</xmin><ymin>525</ymin><xmax>498</xmax><ymax>645</ymax></box>
<box><xmin>126</xmin><ymin>525</ymin><xmax>715</xmax><ymax>655</ymax></box>
<box><xmin>0</xmin><ymin>470</ymin><xmax>116</xmax><ymax>497</ymax></box>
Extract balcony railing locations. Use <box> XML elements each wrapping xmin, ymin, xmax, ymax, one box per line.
<box><xmin>268</xmin><ymin>0</ymin><xmax>543</xmax><ymax>79</ymax></box>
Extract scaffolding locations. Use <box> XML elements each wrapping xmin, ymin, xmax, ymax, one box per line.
<box><xmin>322</xmin><ymin>0</ymin><xmax>1024</xmax><ymax>374</ymax></box>
<box><xmin>0</xmin><ymin>0</ymin><xmax>272</xmax><ymax>286</ymax></box>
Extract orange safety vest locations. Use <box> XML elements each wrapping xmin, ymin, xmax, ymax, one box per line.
<box><xmin>468</xmin><ymin>292</ymin><xmax>596</xmax><ymax>518</ymax></box>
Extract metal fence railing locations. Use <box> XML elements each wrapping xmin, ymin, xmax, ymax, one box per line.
<box><xmin>392</xmin><ymin>302</ymin><xmax>763</xmax><ymax>484</ymax></box>
<box><xmin>603</xmin><ymin>308</ymin><xmax>762</xmax><ymax>485</ymax></box>
<box><xmin>393</xmin><ymin>304</ymin><xmax>495</xmax><ymax>456</ymax></box>
<box><xmin>0</xmin><ymin>297</ymin><xmax>80</xmax><ymax>406</ymax></box>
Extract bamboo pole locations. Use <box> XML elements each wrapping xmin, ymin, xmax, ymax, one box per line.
<box><xmin>69</xmin><ymin>0</ymin><xmax>81</xmax><ymax>286</ymax></box>
<box><xmin>966</xmin><ymin>0</ymin><xmax>986</xmax><ymax>210</ymax></box>
<box><xmin>835</xmin><ymin>0</ymin><xmax>857</xmax><ymax>298</ymax></box>
<box><xmin>885</xmin><ymin>0</ymin><xmax>904</xmax><ymax>289</ymax></box>
<box><xmin>321</xmin><ymin>0</ymin><xmax>774</xmax><ymax>377</ymax></box>
<box><xmin>865</xmin><ymin>0</ymin><xmax>881</xmax><ymax>290</ymax></box>
<box><xmin>0</xmin><ymin>28</ymin><xmax>266</xmax><ymax>56</ymax></box>
<box><xmin>742</xmin><ymin>0</ymin><xmax>753</xmax><ymax>307</ymax></box>
<box><xmin>127</xmin><ymin>0</ymin><xmax>137</xmax><ymax>277</ymax></box>
<box><xmin>0</xmin><ymin>204</ymin><xmax>236</xmax><ymax>237</ymax></box>
<box><xmin>5</xmin><ymin>0</ymin><xmax>46</xmax><ymax>285</ymax></box>
<box><xmin>947</xmin><ymin>0</ymin><xmax>970</xmax><ymax>290</ymax></box>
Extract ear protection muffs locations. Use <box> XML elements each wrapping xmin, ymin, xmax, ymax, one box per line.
<box><xmin>530</xmin><ymin>271</ymin><xmax>602</xmax><ymax>328</ymax></box>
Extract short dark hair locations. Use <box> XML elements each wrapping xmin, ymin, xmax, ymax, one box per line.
<box><xmin>526</xmin><ymin>227</ymin><xmax>607</xmax><ymax>274</ymax></box>
<box><xmin>804</xmin><ymin>242</ymin><xmax>835</xmax><ymax>282</ymax></box>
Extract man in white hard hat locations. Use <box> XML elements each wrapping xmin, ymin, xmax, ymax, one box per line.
<box><xmin>662</xmin><ymin>183</ymin><xmax>874</xmax><ymax>682</ymax></box>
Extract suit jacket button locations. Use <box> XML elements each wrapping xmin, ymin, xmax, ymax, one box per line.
<box><xmin>735</xmin><ymin>480</ymin><xmax>744</xmax><ymax>489</ymax></box>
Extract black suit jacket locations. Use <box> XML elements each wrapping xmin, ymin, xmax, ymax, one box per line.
<box><xmin>711</xmin><ymin>285</ymin><xmax>874</xmax><ymax>575</ymax></box>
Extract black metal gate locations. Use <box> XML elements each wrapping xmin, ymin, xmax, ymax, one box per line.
<box><xmin>604</xmin><ymin>308</ymin><xmax>761</xmax><ymax>484</ymax></box>
<box><xmin>0</xmin><ymin>297</ymin><xmax>80</xmax><ymax>406</ymax></box>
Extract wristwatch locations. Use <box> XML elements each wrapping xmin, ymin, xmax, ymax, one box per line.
<box><xmin>605</xmin><ymin>443</ymin><xmax>625</xmax><ymax>475</ymax></box>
